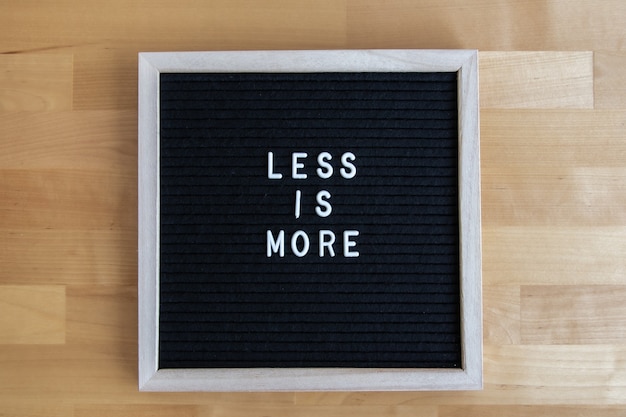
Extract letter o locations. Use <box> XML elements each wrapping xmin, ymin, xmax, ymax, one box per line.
<box><xmin>291</xmin><ymin>230</ymin><xmax>310</xmax><ymax>257</ymax></box>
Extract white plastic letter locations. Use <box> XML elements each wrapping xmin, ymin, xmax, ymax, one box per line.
<box><xmin>291</xmin><ymin>230</ymin><xmax>310</xmax><ymax>257</ymax></box>
<box><xmin>340</xmin><ymin>152</ymin><xmax>357</xmax><ymax>179</ymax></box>
<box><xmin>267</xmin><ymin>152</ymin><xmax>282</xmax><ymax>179</ymax></box>
<box><xmin>317</xmin><ymin>151</ymin><xmax>333</xmax><ymax>179</ymax></box>
<box><xmin>343</xmin><ymin>230</ymin><xmax>359</xmax><ymax>257</ymax></box>
<box><xmin>292</xmin><ymin>152</ymin><xmax>308</xmax><ymax>179</ymax></box>
<box><xmin>294</xmin><ymin>189</ymin><xmax>302</xmax><ymax>219</ymax></box>
<box><xmin>315</xmin><ymin>190</ymin><xmax>332</xmax><ymax>218</ymax></box>
<box><xmin>319</xmin><ymin>230</ymin><xmax>336</xmax><ymax>257</ymax></box>
<box><xmin>267</xmin><ymin>230</ymin><xmax>285</xmax><ymax>257</ymax></box>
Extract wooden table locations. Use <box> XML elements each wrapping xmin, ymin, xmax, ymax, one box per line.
<box><xmin>1</xmin><ymin>1</ymin><xmax>625</xmax><ymax>415</ymax></box>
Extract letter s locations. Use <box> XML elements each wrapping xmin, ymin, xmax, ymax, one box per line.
<box><xmin>340</xmin><ymin>152</ymin><xmax>356</xmax><ymax>179</ymax></box>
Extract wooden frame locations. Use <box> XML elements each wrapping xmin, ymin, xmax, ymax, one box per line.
<box><xmin>138</xmin><ymin>50</ymin><xmax>481</xmax><ymax>391</ymax></box>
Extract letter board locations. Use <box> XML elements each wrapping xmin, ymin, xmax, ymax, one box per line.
<box><xmin>139</xmin><ymin>50</ymin><xmax>482</xmax><ymax>391</ymax></box>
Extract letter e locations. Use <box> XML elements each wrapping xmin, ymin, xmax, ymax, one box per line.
<box><xmin>292</xmin><ymin>152</ymin><xmax>308</xmax><ymax>179</ymax></box>
<box><xmin>343</xmin><ymin>230</ymin><xmax>359</xmax><ymax>257</ymax></box>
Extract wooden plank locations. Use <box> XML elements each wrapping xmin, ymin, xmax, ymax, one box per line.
<box><xmin>482</xmin><ymin>344</ymin><xmax>626</xmax><ymax>403</ymax></box>
<box><xmin>72</xmin><ymin>49</ymin><xmax>137</xmax><ymax>111</ymax></box>
<box><xmin>483</xmin><ymin>285</ymin><xmax>520</xmax><ymax>345</ymax></box>
<box><xmin>0</xmin><ymin>1</ymin><xmax>347</xmax><ymax>52</ymax></box>
<box><xmin>0</xmin><ymin>345</ymin><xmax>145</xmax><ymax>400</ymax></box>
<box><xmin>482</xmin><ymin>167</ymin><xmax>626</xmax><ymax>227</ymax></box>
<box><xmin>483</xmin><ymin>227</ymin><xmax>626</xmax><ymax>286</ymax></box>
<box><xmin>75</xmin><ymin>404</ymin><xmax>436</xmax><ymax>417</ymax></box>
<box><xmin>0</xmin><ymin>402</ymin><xmax>72</xmax><ymax>417</ymax></box>
<box><xmin>0</xmin><ymin>111</ymin><xmax>136</xmax><ymax>171</ymax></box>
<box><xmin>594</xmin><ymin>51</ymin><xmax>626</xmax><ymax>109</ymax></box>
<box><xmin>0</xmin><ymin>285</ymin><xmax>65</xmax><ymax>344</ymax></box>
<box><xmin>66</xmin><ymin>285</ymin><xmax>136</xmax><ymax>345</ymax></box>
<box><xmin>346</xmin><ymin>0</ymin><xmax>626</xmax><ymax>51</ymax></box>
<box><xmin>0</xmin><ymin>54</ymin><xmax>72</xmax><ymax>111</ymax></box>
<box><xmin>521</xmin><ymin>286</ymin><xmax>626</xmax><ymax>344</ymax></box>
<box><xmin>481</xmin><ymin>110</ymin><xmax>626</xmax><ymax>229</ymax></box>
<box><xmin>0</xmin><ymin>229</ymin><xmax>135</xmax><ymax>286</ymax></box>
<box><xmin>0</xmin><ymin>169</ymin><xmax>136</xmax><ymax>230</ymax></box>
<box><xmin>479</xmin><ymin>51</ymin><xmax>593</xmax><ymax>108</ymax></box>
<box><xmin>74</xmin><ymin>404</ymin><xmax>197</xmax><ymax>417</ymax></box>
<box><xmin>4</xmin><ymin>1</ymin><xmax>626</xmax><ymax>53</ymax></box>
<box><xmin>440</xmin><ymin>405</ymin><xmax>626</xmax><ymax>417</ymax></box>
<box><xmin>481</xmin><ymin>110</ymin><xmax>626</xmax><ymax>169</ymax></box>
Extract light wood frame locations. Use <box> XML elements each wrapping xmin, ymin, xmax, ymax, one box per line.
<box><xmin>138</xmin><ymin>50</ymin><xmax>481</xmax><ymax>391</ymax></box>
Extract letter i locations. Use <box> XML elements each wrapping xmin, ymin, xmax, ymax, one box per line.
<box><xmin>295</xmin><ymin>190</ymin><xmax>302</xmax><ymax>219</ymax></box>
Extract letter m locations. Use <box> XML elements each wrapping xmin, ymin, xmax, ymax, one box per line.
<box><xmin>266</xmin><ymin>230</ymin><xmax>285</xmax><ymax>257</ymax></box>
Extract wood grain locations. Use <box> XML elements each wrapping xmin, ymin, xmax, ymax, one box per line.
<box><xmin>480</xmin><ymin>52</ymin><xmax>593</xmax><ymax>108</ymax></box>
<box><xmin>346</xmin><ymin>0</ymin><xmax>626</xmax><ymax>50</ymax></box>
<box><xmin>0</xmin><ymin>229</ymin><xmax>136</xmax><ymax>286</ymax></box>
<box><xmin>0</xmin><ymin>54</ymin><xmax>72</xmax><ymax>111</ymax></box>
<box><xmin>521</xmin><ymin>286</ymin><xmax>626</xmax><ymax>344</ymax></box>
<box><xmin>594</xmin><ymin>51</ymin><xmax>626</xmax><ymax>109</ymax></box>
<box><xmin>481</xmin><ymin>110</ymin><xmax>626</xmax><ymax>169</ymax></box>
<box><xmin>0</xmin><ymin>169</ymin><xmax>136</xmax><ymax>230</ymax></box>
<box><xmin>74</xmin><ymin>405</ymin><xmax>198</xmax><ymax>417</ymax></box>
<box><xmin>0</xmin><ymin>111</ymin><xmax>136</xmax><ymax>171</ymax></box>
<box><xmin>440</xmin><ymin>405</ymin><xmax>626</xmax><ymax>417</ymax></box>
<box><xmin>482</xmin><ymin>167</ymin><xmax>626</xmax><ymax>226</ymax></box>
<box><xmin>0</xmin><ymin>285</ymin><xmax>65</xmax><ymax>344</ymax></box>
<box><xmin>74</xmin><ymin>404</ymin><xmax>437</xmax><ymax>417</ymax></box>
<box><xmin>483</xmin><ymin>285</ymin><xmax>519</xmax><ymax>345</ymax></box>
<box><xmin>1</xmin><ymin>0</ymin><xmax>626</xmax><ymax>415</ymax></box>
<box><xmin>483</xmin><ymin>227</ymin><xmax>626</xmax><ymax>285</ymax></box>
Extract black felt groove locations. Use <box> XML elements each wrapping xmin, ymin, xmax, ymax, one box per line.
<box><xmin>158</xmin><ymin>72</ymin><xmax>461</xmax><ymax>369</ymax></box>
<box><xmin>161</xmin><ymin>263</ymin><xmax>459</xmax><ymax>275</ymax></box>
<box><xmin>160</xmin><ymin>129</ymin><xmax>457</xmax><ymax>140</ymax></box>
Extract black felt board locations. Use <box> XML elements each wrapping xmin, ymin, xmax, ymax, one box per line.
<box><xmin>158</xmin><ymin>72</ymin><xmax>461</xmax><ymax>369</ymax></box>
